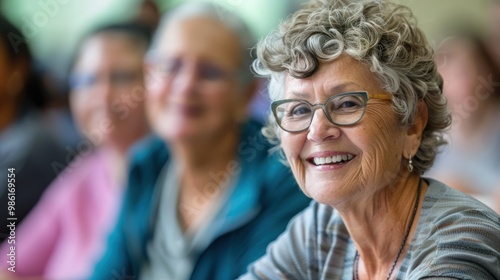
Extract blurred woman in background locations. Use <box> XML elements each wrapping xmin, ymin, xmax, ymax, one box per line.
<box><xmin>0</xmin><ymin>14</ymin><xmax>67</xmax><ymax>241</ymax></box>
<box><xmin>91</xmin><ymin>3</ymin><xmax>310</xmax><ymax>280</ymax></box>
<box><xmin>0</xmin><ymin>23</ymin><xmax>150</xmax><ymax>279</ymax></box>
<box><xmin>429</xmin><ymin>33</ymin><xmax>500</xmax><ymax>213</ymax></box>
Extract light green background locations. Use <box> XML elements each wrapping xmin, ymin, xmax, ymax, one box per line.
<box><xmin>1</xmin><ymin>0</ymin><xmax>494</xmax><ymax>82</ymax></box>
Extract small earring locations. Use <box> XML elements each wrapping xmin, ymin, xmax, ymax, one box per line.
<box><xmin>408</xmin><ymin>153</ymin><xmax>414</xmax><ymax>173</ymax></box>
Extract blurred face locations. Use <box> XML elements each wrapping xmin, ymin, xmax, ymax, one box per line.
<box><xmin>145</xmin><ymin>17</ymin><xmax>247</xmax><ymax>144</ymax></box>
<box><xmin>438</xmin><ymin>39</ymin><xmax>495</xmax><ymax>116</ymax></box>
<box><xmin>280</xmin><ymin>56</ymin><xmax>411</xmax><ymax>206</ymax></box>
<box><xmin>438</xmin><ymin>40</ymin><xmax>479</xmax><ymax>107</ymax></box>
<box><xmin>69</xmin><ymin>34</ymin><xmax>147</xmax><ymax>148</ymax></box>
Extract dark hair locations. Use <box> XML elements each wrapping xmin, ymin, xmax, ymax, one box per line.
<box><xmin>68</xmin><ymin>22</ymin><xmax>153</xmax><ymax>77</ymax></box>
<box><xmin>90</xmin><ymin>22</ymin><xmax>152</xmax><ymax>49</ymax></box>
<box><xmin>0</xmin><ymin>14</ymin><xmax>48</xmax><ymax>108</ymax></box>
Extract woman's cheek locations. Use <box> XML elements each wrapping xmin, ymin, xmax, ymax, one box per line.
<box><xmin>359</xmin><ymin>107</ymin><xmax>404</xmax><ymax>188</ymax></box>
<box><xmin>281</xmin><ymin>133</ymin><xmax>309</xmax><ymax>195</ymax></box>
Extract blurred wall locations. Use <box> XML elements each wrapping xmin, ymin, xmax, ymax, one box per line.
<box><xmin>400</xmin><ymin>0</ymin><xmax>492</xmax><ymax>40</ymax></box>
<box><xmin>1</xmin><ymin>0</ymin><xmax>138</xmax><ymax>87</ymax></box>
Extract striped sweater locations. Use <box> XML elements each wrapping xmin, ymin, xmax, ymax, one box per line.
<box><xmin>241</xmin><ymin>178</ymin><xmax>500</xmax><ymax>280</ymax></box>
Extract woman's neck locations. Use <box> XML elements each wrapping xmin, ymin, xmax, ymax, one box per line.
<box><xmin>172</xmin><ymin>127</ymin><xmax>240</xmax><ymax>176</ymax></box>
<box><xmin>99</xmin><ymin>128</ymin><xmax>148</xmax><ymax>188</ymax></box>
<box><xmin>172</xmin><ymin>127</ymin><xmax>240</xmax><ymax>232</ymax></box>
<box><xmin>100</xmin><ymin>145</ymin><xmax>129</xmax><ymax>188</ymax></box>
<box><xmin>338</xmin><ymin>174</ymin><xmax>427</xmax><ymax>279</ymax></box>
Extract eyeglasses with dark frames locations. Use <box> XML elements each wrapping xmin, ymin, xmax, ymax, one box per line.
<box><xmin>271</xmin><ymin>91</ymin><xmax>391</xmax><ymax>133</ymax></box>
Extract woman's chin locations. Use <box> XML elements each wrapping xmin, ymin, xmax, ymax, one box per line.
<box><xmin>305</xmin><ymin>186</ymin><xmax>336</xmax><ymax>206</ymax></box>
<box><xmin>161</xmin><ymin>129</ymin><xmax>205</xmax><ymax>144</ymax></box>
<box><xmin>304</xmin><ymin>182</ymin><xmax>353</xmax><ymax>207</ymax></box>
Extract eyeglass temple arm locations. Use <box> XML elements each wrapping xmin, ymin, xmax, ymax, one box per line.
<box><xmin>367</xmin><ymin>93</ymin><xmax>392</xmax><ymax>100</ymax></box>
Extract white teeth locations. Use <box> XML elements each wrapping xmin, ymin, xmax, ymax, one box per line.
<box><xmin>311</xmin><ymin>154</ymin><xmax>354</xmax><ymax>166</ymax></box>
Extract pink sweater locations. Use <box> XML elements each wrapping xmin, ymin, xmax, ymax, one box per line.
<box><xmin>0</xmin><ymin>149</ymin><xmax>123</xmax><ymax>279</ymax></box>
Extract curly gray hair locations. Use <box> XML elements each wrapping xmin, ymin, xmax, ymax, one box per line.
<box><xmin>253</xmin><ymin>0</ymin><xmax>451</xmax><ymax>174</ymax></box>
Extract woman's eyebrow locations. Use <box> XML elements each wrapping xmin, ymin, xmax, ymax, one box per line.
<box><xmin>290</xmin><ymin>91</ymin><xmax>309</xmax><ymax>98</ymax></box>
<box><xmin>288</xmin><ymin>82</ymin><xmax>361</xmax><ymax>98</ymax></box>
<box><xmin>328</xmin><ymin>82</ymin><xmax>360</xmax><ymax>94</ymax></box>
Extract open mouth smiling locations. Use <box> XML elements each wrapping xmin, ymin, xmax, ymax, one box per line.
<box><xmin>307</xmin><ymin>154</ymin><xmax>355</xmax><ymax>166</ymax></box>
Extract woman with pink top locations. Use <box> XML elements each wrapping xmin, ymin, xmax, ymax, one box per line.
<box><xmin>0</xmin><ymin>23</ymin><xmax>150</xmax><ymax>280</ymax></box>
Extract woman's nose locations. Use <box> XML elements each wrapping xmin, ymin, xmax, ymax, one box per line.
<box><xmin>171</xmin><ymin>66</ymin><xmax>198</xmax><ymax>96</ymax></box>
<box><xmin>92</xmin><ymin>78</ymin><xmax>114</xmax><ymax>107</ymax></box>
<box><xmin>306</xmin><ymin>108</ymin><xmax>341</xmax><ymax>142</ymax></box>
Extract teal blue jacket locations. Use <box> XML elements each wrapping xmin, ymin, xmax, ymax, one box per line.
<box><xmin>91</xmin><ymin>120</ymin><xmax>310</xmax><ymax>280</ymax></box>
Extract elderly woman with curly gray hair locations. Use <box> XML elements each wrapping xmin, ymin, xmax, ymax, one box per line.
<box><xmin>239</xmin><ymin>0</ymin><xmax>500</xmax><ymax>279</ymax></box>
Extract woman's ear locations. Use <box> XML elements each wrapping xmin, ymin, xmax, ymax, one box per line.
<box><xmin>404</xmin><ymin>100</ymin><xmax>428</xmax><ymax>156</ymax></box>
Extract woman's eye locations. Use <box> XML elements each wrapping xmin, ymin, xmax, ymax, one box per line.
<box><xmin>69</xmin><ymin>73</ymin><xmax>97</xmax><ymax>89</ymax></box>
<box><xmin>290</xmin><ymin>104</ymin><xmax>311</xmax><ymax>116</ymax></box>
<box><xmin>339</xmin><ymin>101</ymin><xmax>359</xmax><ymax>108</ymax></box>
<box><xmin>159</xmin><ymin>59</ymin><xmax>181</xmax><ymax>74</ymax></box>
<box><xmin>331</xmin><ymin>96</ymin><xmax>363</xmax><ymax>111</ymax></box>
<box><xmin>199</xmin><ymin>64</ymin><xmax>226</xmax><ymax>80</ymax></box>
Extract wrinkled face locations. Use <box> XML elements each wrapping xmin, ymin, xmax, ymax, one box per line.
<box><xmin>69</xmin><ymin>34</ymin><xmax>147</xmax><ymax>148</ymax></box>
<box><xmin>280</xmin><ymin>55</ymin><xmax>411</xmax><ymax>206</ymax></box>
<box><xmin>145</xmin><ymin>17</ymin><xmax>247</xmax><ymax>144</ymax></box>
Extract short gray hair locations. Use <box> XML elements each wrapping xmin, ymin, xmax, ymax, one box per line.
<box><xmin>151</xmin><ymin>1</ymin><xmax>256</xmax><ymax>82</ymax></box>
<box><xmin>253</xmin><ymin>0</ymin><xmax>451</xmax><ymax>174</ymax></box>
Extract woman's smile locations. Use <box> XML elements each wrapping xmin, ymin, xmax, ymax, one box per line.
<box><xmin>173</xmin><ymin>103</ymin><xmax>205</xmax><ymax>118</ymax></box>
<box><xmin>305</xmin><ymin>151</ymin><xmax>356</xmax><ymax>170</ymax></box>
